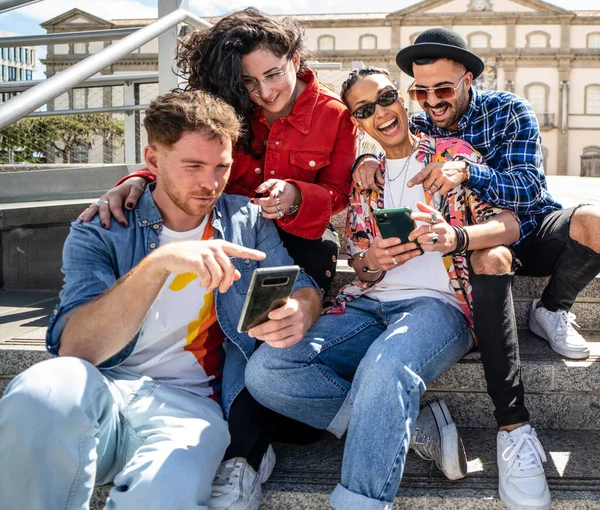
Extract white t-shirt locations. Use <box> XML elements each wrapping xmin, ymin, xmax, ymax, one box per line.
<box><xmin>111</xmin><ymin>215</ymin><xmax>225</xmax><ymax>398</ymax></box>
<box><xmin>366</xmin><ymin>155</ymin><xmax>460</xmax><ymax>310</ymax></box>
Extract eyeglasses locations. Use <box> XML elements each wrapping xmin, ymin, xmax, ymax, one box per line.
<box><xmin>407</xmin><ymin>73</ymin><xmax>468</xmax><ymax>102</ymax></box>
<box><xmin>351</xmin><ymin>89</ymin><xmax>399</xmax><ymax>119</ymax></box>
<box><xmin>240</xmin><ymin>59</ymin><xmax>291</xmax><ymax>94</ymax></box>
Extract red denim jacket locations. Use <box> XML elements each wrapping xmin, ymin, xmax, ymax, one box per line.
<box><xmin>121</xmin><ymin>69</ymin><xmax>356</xmax><ymax>239</ymax></box>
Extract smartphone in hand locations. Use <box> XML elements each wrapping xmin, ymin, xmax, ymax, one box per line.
<box><xmin>237</xmin><ymin>266</ymin><xmax>300</xmax><ymax>333</ymax></box>
<box><xmin>373</xmin><ymin>207</ymin><xmax>416</xmax><ymax>244</ymax></box>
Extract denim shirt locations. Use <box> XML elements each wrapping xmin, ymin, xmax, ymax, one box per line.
<box><xmin>46</xmin><ymin>185</ymin><xmax>316</xmax><ymax>417</ymax></box>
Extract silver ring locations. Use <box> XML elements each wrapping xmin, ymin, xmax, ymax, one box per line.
<box><xmin>276</xmin><ymin>203</ymin><xmax>281</xmax><ymax>213</ymax></box>
<box><xmin>385</xmin><ymin>249</ymin><xmax>390</xmax><ymax>257</ymax></box>
<box><xmin>430</xmin><ymin>184</ymin><xmax>438</xmax><ymax>192</ymax></box>
<box><xmin>428</xmin><ymin>224</ymin><xmax>433</xmax><ymax>233</ymax></box>
<box><xmin>94</xmin><ymin>199</ymin><xmax>109</xmax><ymax>207</ymax></box>
<box><xmin>277</xmin><ymin>211</ymin><xmax>284</xmax><ymax>219</ymax></box>
<box><xmin>429</xmin><ymin>213</ymin><xmax>438</xmax><ymax>223</ymax></box>
<box><xmin>275</xmin><ymin>197</ymin><xmax>281</xmax><ymax>206</ymax></box>
<box><xmin>357</xmin><ymin>180</ymin><xmax>363</xmax><ymax>187</ymax></box>
<box><xmin>432</xmin><ymin>235</ymin><xmax>439</xmax><ymax>244</ymax></box>
<box><xmin>392</xmin><ymin>257</ymin><xmax>398</xmax><ymax>266</ymax></box>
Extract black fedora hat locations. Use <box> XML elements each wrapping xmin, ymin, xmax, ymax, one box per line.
<box><xmin>396</xmin><ymin>28</ymin><xmax>485</xmax><ymax>78</ymax></box>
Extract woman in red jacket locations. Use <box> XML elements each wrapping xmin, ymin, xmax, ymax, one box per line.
<box><xmin>84</xmin><ymin>7</ymin><xmax>356</xmax><ymax>296</ymax></box>
<box><xmin>80</xmin><ymin>8</ymin><xmax>356</xmax><ymax>510</ymax></box>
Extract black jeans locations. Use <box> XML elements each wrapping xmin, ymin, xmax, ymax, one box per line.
<box><xmin>471</xmin><ymin>206</ymin><xmax>600</xmax><ymax>427</ymax></box>
<box><xmin>223</xmin><ymin>228</ymin><xmax>336</xmax><ymax>469</ymax></box>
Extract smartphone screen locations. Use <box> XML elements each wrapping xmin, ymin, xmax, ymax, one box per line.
<box><xmin>373</xmin><ymin>207</ymin><xmax>416</xmax><ymax>244</ymax></box>
<box><xmin>237</xmin><ymin>266</ymin><xmax>300</xmax><ymax>333</ymax></box>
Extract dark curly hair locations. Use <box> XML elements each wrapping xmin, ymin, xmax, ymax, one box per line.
<box><xmin>177</xmin><ymin>8</ymin><xmax>310</xmax><ymax>157</ymax></box>
<box><xmin>340</xmin><ymin>67</ymin><xmax>392</xmax><ymax>108</ymax></box>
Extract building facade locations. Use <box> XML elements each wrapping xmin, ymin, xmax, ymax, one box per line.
<box><xmin>0</xmin><ymin>29</ymin><xmax>37</xmax><ymax>104</ymax></box>
<box><xmin>41</xmin><ymin>0</ymin><xmax>600</xmax><ymax>175</ymax></box>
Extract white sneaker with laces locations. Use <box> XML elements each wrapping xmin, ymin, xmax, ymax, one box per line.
<box><xmin>209</xmin><ymin>445</ymin><xmax>276</xmax><ymax>510</ymax></box>
<box><xmin>497</xmin><ymin>424</ymin><xmax>550</xmax><ymax>510</ymax></box>
<box><xmin>529</xmin><ymin>299</ymin><xmax>590</xmax><ymax>359</ymax></box>
<box><xmin>410</xmin><ymin>400</ymin><xmax>468</xmax><ymax>480</ymax></box>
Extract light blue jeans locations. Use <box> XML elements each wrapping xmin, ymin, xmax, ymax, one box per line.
<box><xmin>246</xmin><ymin>296</ymin><xmax>473</xmax><ymax>510</ymax></box>
<box><xmin>0</xmin><ymin>357</ymin><xmax>230</xmax><ymax>510</ymax></box>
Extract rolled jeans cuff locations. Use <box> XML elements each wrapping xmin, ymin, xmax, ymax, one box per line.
<box><xmin>330</xmin><ymin>483</ymin><xmax>391</xmax><ymax>510</ymax></box>
<box><xmin>327</xmin><ymin>393</ymin><xmax>352</xmax><ymax>439</ymax></box>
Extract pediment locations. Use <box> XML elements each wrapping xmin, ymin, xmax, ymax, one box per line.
<box><xmin>388</xmin><ymin>0</ymin><xmax>571</xmax><ymax>18</ymax></box>
<box><xmin>41</xmin><ymin>8</ymin><xmax>112</xmax><ymax>28</ymax></box>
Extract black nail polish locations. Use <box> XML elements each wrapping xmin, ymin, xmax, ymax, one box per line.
<box><xmin>102</xmin><ymin>223</ymin><xmax>108</xmax><ymax>229</ymax></box>
<box><xmin>120</xmin><ymin>221</ymin><xmax>127</xmax><ymax>228</ymax></box>
<box><xmin>126</xmin><ymin>203</ymin><xmax>134</xmax><ymax>209</ymax></box>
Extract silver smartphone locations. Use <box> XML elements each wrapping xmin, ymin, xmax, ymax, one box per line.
<box><xmin>237</xmin><ymin>266</ymin><xmax>300</xmax><ymax>333</ymax></box>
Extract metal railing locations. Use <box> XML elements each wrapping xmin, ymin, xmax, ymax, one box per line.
<box><xmin>0</xmin><ymin>8</ymin><xmax>210</xmax><ymax>130</ymax></box>
<box><xmin>0</xmin><ymin>0</ymin><xmax>40</xmax><ymax>14</ymax></box>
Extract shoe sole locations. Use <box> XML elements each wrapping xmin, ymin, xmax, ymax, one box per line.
<box><xmin>529</xmin><ymin>321</ymin><xmax>590</xmax><ymax>360</ymax></box>
<box><xmin>498</xmin><ymin>484</ymin><xmax>551</xmax><ymax>510</ymax></box>
<box><xmin>258</xmin><ymin>445</ymin><xmax>276</xmax><ymax>485</ymax></box>
<box><xmin>430</xmin><ymin>400</ymin><xmax>468</xmax><ymax>480</ymax></box>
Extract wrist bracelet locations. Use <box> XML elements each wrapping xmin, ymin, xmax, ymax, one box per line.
<box><xmin>358</xmin><ymin>250</ymin><xmax>382</xmax><ymax>274</ymax></box>
<box><xmin>285</xmin><ymin>203</ymin><xmax>299</xmax><ymax>216</ymax></box>
<box><xmin>450</xmin><ymin>226</ymin><xmax>469</xmax><ymax>254</ymax></box>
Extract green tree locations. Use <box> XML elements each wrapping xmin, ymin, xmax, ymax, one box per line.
<box><xmin>0</xmin><ymin>114</ymin><xmax>125</xmax><ymax>164</ymax></box>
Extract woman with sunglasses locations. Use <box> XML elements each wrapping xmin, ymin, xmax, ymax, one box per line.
<box><xmin>243</xmin><ymin>67</ymin><xmax>520</xmax><ymax>509</ymax></box>
<box><xmin>79</xmin><ymin>8</ymin><xmax>356</xmax><ymax>510</ymax></box>
<box><xmin>81</xmin><ymin>7</ymin><xmax>356</xmax><ymax>297</ymax></box>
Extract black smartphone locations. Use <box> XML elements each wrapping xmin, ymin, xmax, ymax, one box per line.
<box><xmin>237</xmin><ymin>266</ymin><xmax>300</xmax><ymax>333</ymax></box>
<box><xmin>373</xmin><ymin>207</ymin><xmax>416</xmax><ymax>244</ymax></box>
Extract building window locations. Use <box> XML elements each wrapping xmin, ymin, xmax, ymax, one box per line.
<box><xmin>24</xmin><ymin>49</ymin><xmax>29</xmax><ymax>64</ymax></box>
<box><xmin>70</xmin><ymin>147</ymin><xmax>89</xmax><ymax>164</ymax></box>
<box><xmin>1</xmin><ymin>65</ymin><xmax>4</xmax><ymax>81</ymax></box>
<box><xmin>526</xmin><ymin>31</ymin><xmax>550</xmax><ymax>48</ymax></box>
<box><xmin>359</xmin><ymin>34</ymin><xmax>377</xmax><ymax>50</ymax></box>
<box><xmin>7</xmin><ymin>66</ymin><xmax>17</xmax><ymax>81</ymax></box>
<box><xmin>525</xmin><ymin>83</ymin><xmax>553</xmax><ymax>128</ymax></box>
<box><xmin>581</xmin><ymin>146</ymin><xmax>600</xmax><ymax>177</ymax></box>
<box><xmin>73</xmin><ymin>43</ymin><xmax>87</xmax><ymax>54</ymax></box>
<box><xmin>18</xmin><ymin>48</ymin><xmax>23</xmax><ymax>63</ymax></box>
<box><xmin>26</xmin><ymin>70</ymin><xmax>32</xmax><ymax>80</ymax></box>
<box><xmin>588</xmin><ymin>33</ymin><xmax>600</xmax><ymax>49</ymax></box>
<box><xmin>31</xmin><ymin>49</ymin><xmax>35</xmax><ymax>62</ymax></box>
<box><xmin>72</xmin><ymin>88</ymin><xmax>87</xmax><ymax>109</ymax></box>
<box><xmin>317</xmin><ymin>35</ymin><xmax>335</xmax><ymax>51</ymax></box>
<box><xmin>585</xmin><ymin>85</ymin><xmax>600</xmax><ymax>114</ymax></box>
<box><xmin>468</xmin><ymin>32</ymin><xmax>491</xmax><ymax>49</ymax></box>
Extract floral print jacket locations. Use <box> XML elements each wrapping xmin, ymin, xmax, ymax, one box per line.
<box><xmin>326</xmin><ymin>133</ymin><xmax>517</xmax><ymax>331</ymax></box>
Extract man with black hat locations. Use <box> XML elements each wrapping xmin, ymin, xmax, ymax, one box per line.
<box><xmin>354</xmin><ymin>27</ymin><xmax>600</xmax><ymax>510</ymax></box>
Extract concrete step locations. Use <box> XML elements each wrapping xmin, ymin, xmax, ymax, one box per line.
<box><xmin>2</xmin><ymin>330</ymin><xmax>599</xmax><ymax>430</ymax></box>
<box><xmin>88</xmin><ymin>428</ymin><xmax>600</xmax><ymax>509</ymax></box>
<box><xmin>328</xmin><ymin>263</ymin><xmax>600</xmax><ymax>330</ymax></box>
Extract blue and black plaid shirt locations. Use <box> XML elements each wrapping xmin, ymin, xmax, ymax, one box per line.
<box><xmin>410</xmin><ymin>88</ymin><xmax>562</xmax><ymax>242</ymax></box>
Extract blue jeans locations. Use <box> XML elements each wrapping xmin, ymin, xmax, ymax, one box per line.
<box><xmin>246</xmin><ymin>296</ymin><xmax>473</xmax><ymax>510</ymax></box>
<box><xmin>0</xmin><ymin>357</ymin><xmax>230</xmax><ymax>510</ymax></box>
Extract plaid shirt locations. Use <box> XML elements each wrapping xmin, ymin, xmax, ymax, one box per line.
<box><xmin>410</xmin><ymin>88</ymin><xmax>562</xmax><ymax>242</ymax></box>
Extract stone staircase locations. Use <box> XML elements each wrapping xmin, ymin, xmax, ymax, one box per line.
<box><xmin>1</xmin><ymin>205</ymin><xmax>600</xmax><ymax>508</ymax></box>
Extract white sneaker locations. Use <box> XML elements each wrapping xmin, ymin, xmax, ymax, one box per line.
<box><xmin>529</xmin><ymin>299</ymin><xmax>590</xmax><ymax>359</ymax></box>
<box><xmin>410</xmin><ymin>400</ymin><xmax>468</xmax><ymax>480</ymax></box>
<box><xmin>497</xmin><ymin>425</ymin><xmax>551</xmax><ymax>510</ymax></box>
<box><xmin>209</xmin><ymin>445</ymin><xmax>276</xmax><ymax>510</ymax></box>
